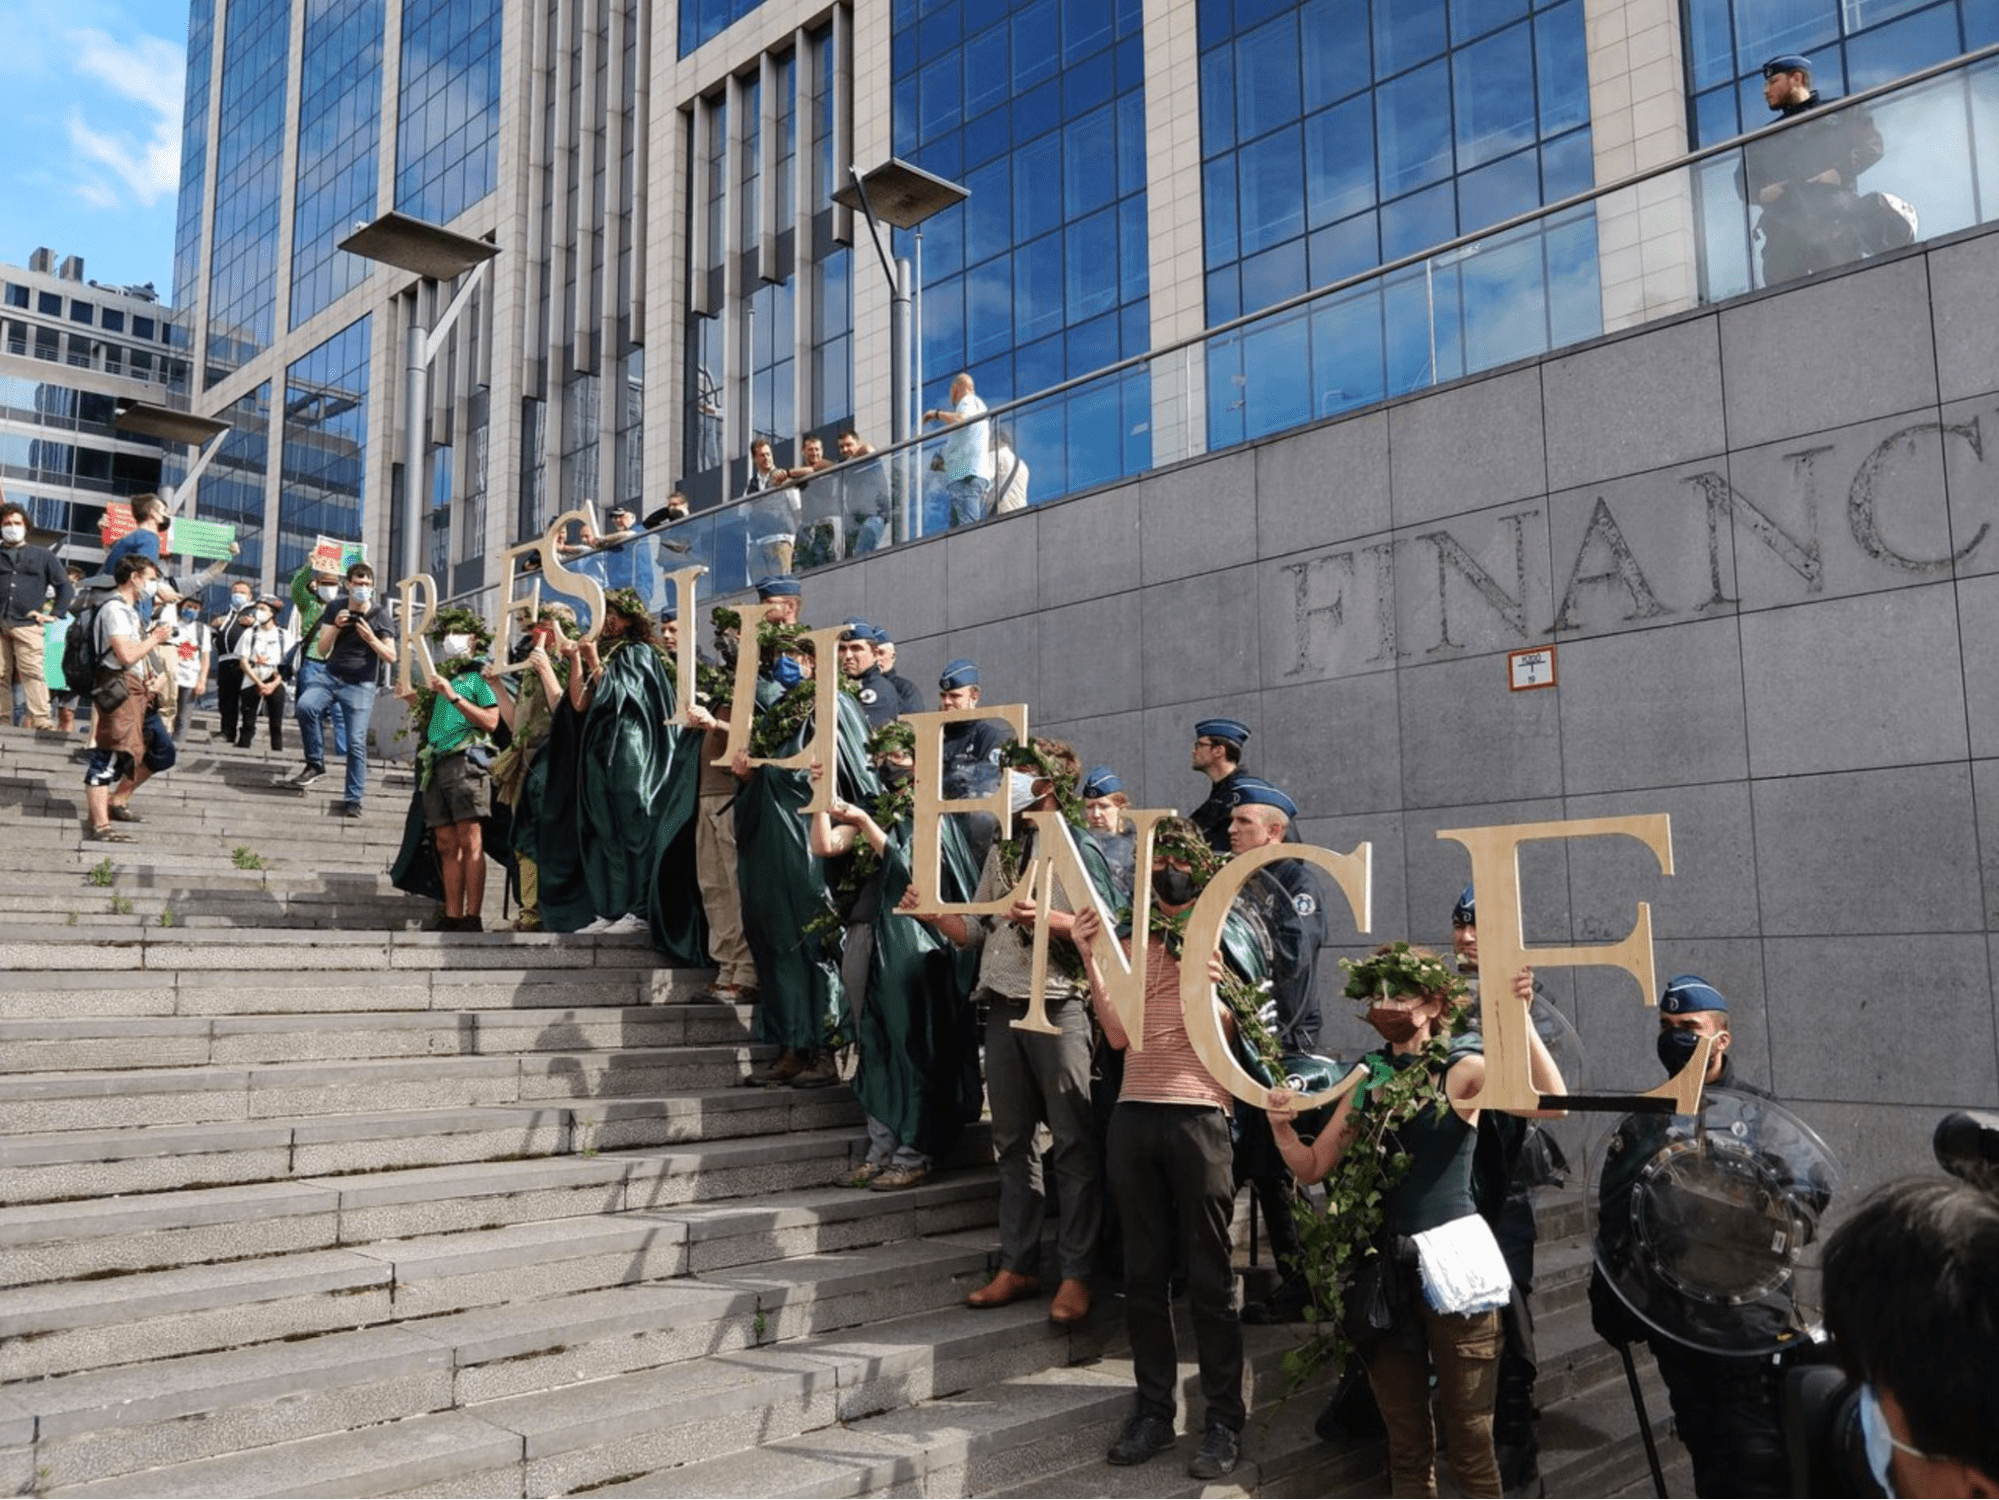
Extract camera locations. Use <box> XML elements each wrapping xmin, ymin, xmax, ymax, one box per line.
<box><xmin>1783</xmin><ymin>1109</ymin><xmax>1999</xmax><ymax>1497</ymax></box>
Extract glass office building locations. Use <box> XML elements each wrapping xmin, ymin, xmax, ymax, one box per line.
<box><xmin>167</xmin><ymin>0</ymin><xmax>1995</xmax><ymax>594</ymax></box>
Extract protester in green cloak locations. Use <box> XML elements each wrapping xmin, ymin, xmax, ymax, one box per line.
<box><xmin>735</xmin><ymin>626</ymin><xmax>878</xmax><ymax>1089</ymax></box>
<box><xmin>808</xmin><ymin>723</ymin><xmax>977</xmax><ymax>1190</ymax></box>
<box><xmin>489</xmin><ymin>603</ymin><xmax>578</xmax><ymax>931</ymax></box>
<box><xmin>534</xmin><ymin>589</ymin><xmax>693</xmax><ymax>936</ymax></box>
<box><xmin>643</xmin><ymin>609</ymin><xmax>710</xmax><ymax>967</ymax></box>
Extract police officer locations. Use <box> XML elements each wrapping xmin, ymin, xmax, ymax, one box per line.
<box><xmin>1079</xmin><ymin>765</ymin><xmax>1135</xmax><ymax>909</ymax></box>
<box><xmin>754</xmin><ymin>574</ymin><xmax>804</xmax><ymax>626</ymax></box>
<box><xmin>1188</xmin><ymin>718</ymin><xmax>1252</xmax><ymax>854</ymax></box>
<box><xmin>937</xmin><ymin>659</ymin><xmax>1008</xmax><ymax>799</ymax></box>
<box><xmin>834</xmin><ymin>622</ymin><xmax>898</xmax><ymax>729</ymax></box>
<box><xmin>1452</xmin><ymin>886</ymin><xmax>1546</xmax><ymax>1490</ymax></box>
<box><xmin>872</xmin><ymin>625</ymin><xmax>924</xmax><ymax>717</ymax></box>
<box><xmin>1588</xmin><ymin>975</ymin><xmax>1791</xmax><ymax>1498</ymax></box>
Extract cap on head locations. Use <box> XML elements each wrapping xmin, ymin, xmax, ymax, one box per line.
<box><xmin>1660</xmin><ymin>975</ymin><xmax>1728</xmax><ymax>1016</ymax></box>
<box><xmin>659</xmin><ymin>606</ymin><xmax>678</xmax><ymax>623</ymax></box>
<box><xmin>1080</xmin><ymin>765</ymin><xmax>1124</xmax><ymax>800</ymax></box>
<box><xmin>1452</xmin><ymin>885</ymin><xmax>1476</xmax><ymax>928</ymax></box>
<box><xmin>1762</xmin><ymin>53</ymin><xmax>1812</xmax><ymax>78</ymax></box>
<box><xmin>1227</xmin><ymin>776</ymin><xmax>1297</xmax><ymax>819</ymax></box>
<box><xmin>939</xmin><ymin>658</ymin><xmax>980</xmax><ymax>690</ymax></box>
<box><xmin>840</xmin><ymin>620</ymin><xmax>875</xmax><ymax>643</ymax></box>
<box><xmin>609</xmin><ymin>502</ymin><xmax>634</xmax><ymax>518</ymax></box>
<box><xmin>871</xmin><ymin>624</ymin><xmax>896</xmax><ymax>645</ymax></box>
<box><xmin>1194</xmin><ymin>717</ymin><xmax>1251</xmax><ymax>749</ymax></box>
<box><xmin>754</xmin><ymin>576</ymin><xmax>802</xmax><ymax>599</ymax></box>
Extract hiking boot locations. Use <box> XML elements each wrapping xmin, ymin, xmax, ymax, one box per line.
<box><xmin>745</xmin><ymin>1049</ymin><xmax>803</xmax><ymax>1087</ymax></box>
<box><xmin>1105</xmin><ymin>1413</ymin><xmax>1176</xmax><ymax>1467</ymax></box>
<box><xmin>842</xmin><ymin>1161</ymin><xmax>886</xmax><ymax>1188</ymax></box>
<box><xmin>788</xmin><ymin>1050</ymin><xmax>841</xmax><ymax>1088</ymax></box>
<box><xmin>869</xmin><ymin>1162</ymin><xmax>931</xmax><ymax>1190</ymax></box>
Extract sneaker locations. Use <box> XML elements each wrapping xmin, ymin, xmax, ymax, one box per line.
<box><xmin>600</xmin><ymin>913</ymin><xmax>647</xmax><ymax>934</ymax></box>
<box><xmin>745</xmin><ymin>1049</ymin><xmax>803</xmax><ymax>1087</ymax></box>
<box><xmin>788</xmin><ymin>1050</ymin><xmax>841</xmax><ymax>1088</ymax></box>
<box><xmin>290</xmin><ymin>763</ymin><xmax>326</xmax><ymax>788</ymax></box>
<box><xmin>1186</xmin><ymin>1422</ymin><xmax>1240</xmax><ymax>1480</ymax></box>
<box><xmin>448</xmin><ymin>914</ymin><xmax>484</xmax><ymax>933</ymax></box>
<box><xmin>1105</xmin><ymin>1413</ymin><xmax>1176</xmax><ymax>1467</ymax></box>
<box><xmin>842</xmin><ymin>1161</ymin><xmax>886</xmax><ymax>1188</ymax></box>
<box><xmin>511</xmin><ymin>910</ymin><xmax>544</xmax><ymax>932</ymax></box>
<box><xmin>869</xmin><ymin>1162</ymin><xmax>931</xmax><ymax>1191</ymax></box>
<box><xmin>336</xmin><ymin>801</ymin><xmax>363</xmax><ymax>818</ymax></box>
<box><xmin>576</xmin><ymin>915</ymin><xmax>615</xmax><ymax>934</ymax></box>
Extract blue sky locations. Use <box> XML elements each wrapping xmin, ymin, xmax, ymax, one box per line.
<box><xmin>0</xmin><ymin>0</ymin><xmax>188</xmax><ymax>299</ymax></box>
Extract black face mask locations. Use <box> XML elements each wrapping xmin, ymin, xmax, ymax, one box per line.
<box><xmin>1657</xmin><ymin>1027</ymin><xmax>1704</xmax><ymax>1075</ymax></box>
<box><xmin>878</xmin><ymin>762</ymin><xmax>913</xmax><ymax>788</ymax></box>
<box><xmin>1151</xmin><ymin>867</ymin><xmax>1199</xmax><ymax>906</ymax></box>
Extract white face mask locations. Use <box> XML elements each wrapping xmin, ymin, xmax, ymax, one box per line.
<box><xmin>349</xmin><ymin>586</ymin><xmax>373</xmax><ymax>606</ymax></box>
<box><xmin>0</xmin><ymin>523</ymin><xmax>24</xmax><ymax>545</ymax></box>
<box><xmin>317</xmin><ymin>585</ymin><xmax>340</xmax><ymax>602</ymax></box>
<box><xmin>440</xmin><ymin>633</ymin><xmax>474</xmax><ymax>659</ymax></box>
<box><xmin>254</xmin><ymin>607</ymin><xmax>274</xmax><ymax>624</ymax></box>
<box><xmin>139</xmin><ymin>579</ymin><xmax>161</xmax><ymax>599</ymax></box>
<box><xmin>231</xmin><ymin>593</ymin><xmax>253</xmax><ymax>610</ymax></box>
<box><xmin>1007</xmin><ymin>769</ymin><xmax>1041</xmax><ymax>814</ymax></box>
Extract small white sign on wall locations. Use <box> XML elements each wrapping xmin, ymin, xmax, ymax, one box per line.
<box><xmin>1509</xmin><ymin>645</ymin><xmax>1557</xmax><ymax>691</ymax></box>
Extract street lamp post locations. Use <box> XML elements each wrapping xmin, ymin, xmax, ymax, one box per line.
<box><xmin>337</xmin><ymin>212</ymin><xmax>500</xmax><ymax>582</ymax></box>
<box><xmin>112</xmin><ymin>403</ymin><xmax>231</xmax><ymax>519</ymax></box>
<box><xmin>833</xmin><ymin>159</ymin><xmax>968</xmax><ymax>542</ymax></box>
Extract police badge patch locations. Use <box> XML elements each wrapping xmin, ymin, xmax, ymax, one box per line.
<box><xmin>1293</xmin><ymin>892</ymin><xmax>1318</xmax><ymax>917</ymax></box>
<box><xmin>859</xmin><ymin>688</ymin><xmax>877</xmax><ymax>704</ymax></box>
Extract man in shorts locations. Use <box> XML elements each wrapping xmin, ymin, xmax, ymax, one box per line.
<box><xmin>417</xmin><ymin>608</ymin><xmax>501</xmax><ymax>931</ymax></box>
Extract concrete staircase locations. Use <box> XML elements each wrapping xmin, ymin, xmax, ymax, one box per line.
<box><xmin>0</xmin><ymin>723</ymin><xmax>1687</xmax><ymax>1497</ymax></box>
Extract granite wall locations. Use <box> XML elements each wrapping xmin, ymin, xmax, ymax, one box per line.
<box><xmin>754</xmin><ymin>226</ymin><xmax>1999</xmax><ymax>1194</ymax></box>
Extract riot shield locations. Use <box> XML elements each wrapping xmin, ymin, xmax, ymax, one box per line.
<box><xmin>1591</xmin><ymin>1087</ymin><xmax>1841</xmax><ymax>1356</ymax></box>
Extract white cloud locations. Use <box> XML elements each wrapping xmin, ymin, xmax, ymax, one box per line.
<box><xmin>62</xmin><ymin>28</ymin><xmax>184</xmax><ymax>209</ymax></box>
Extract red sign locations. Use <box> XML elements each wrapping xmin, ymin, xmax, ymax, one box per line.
<box><xmin>99</xmin><ymin>502</ymin><xmax>136</xmax><ymax>547</ymax></box>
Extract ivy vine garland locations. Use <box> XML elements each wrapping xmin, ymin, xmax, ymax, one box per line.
<box><xmin>1281</xmin><ymin>942</ymin><xmax>1470</xmax><ymax>1386</ymax></box>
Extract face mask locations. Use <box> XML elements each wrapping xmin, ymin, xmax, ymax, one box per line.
<box><xmin>440</xmin><ymin>633</ymin><xmax>473</xmax><ymax>659</ymax></box>
<box><xmin>1151</xmin><ymin>866</ymin><xmax>1199</xmax><ymax>907</ymax></box>
<box><xmin>350</xmin><ymin>586</ymin><xmax>373</xmax><ymax>606</ymax></box>
<box><xmin>0</xmin><ymin>523</ymin><xmax>23</xmax><ymax>545</ymax></box>
<box><xmin>1858</xmin><ymin>1384</ymin><xmax>1900</xmax><ymax>1498</ymax></box>
<box><xmin>1007</xmin><ymin>770</ymin><xmax>1040</xmax><ymax>814</ymax></box>
<box><xmin>232</xmin><ymin>593</ymin><xmax>252</xmax><ymax>610</ymax></box>
<box><xmin>1366</xmin><ymin>1004</ymin><xmax>1423</xmax><ymax>1045</ymax></box>
<box><xmin>1657</xmin><ymin>1027</ymin><xmax>1703</xmax><ymax>1075</ymax></box>
<box><xmin>317</xmin><ymin>585</ymin><xmax>340</xmax><ymax>602</ymax></box>
<box><xmin>771</xmin><ymin>655</ymin><xmax>804</xmax><ymax>690</ymax></box>
<box><xmin>140</xmin><ymin>579</ymin><xmax>161</xmax><ymax>599</ymax></box>
<box><xmin>879</xmin><ymin>761</ymin><xmax>914</xmax><ymax>788</ymax></box>
<box><xmin>254</xmin><ymin>607</ymin><xmax>274</xmax><ymax>624</ymax></box>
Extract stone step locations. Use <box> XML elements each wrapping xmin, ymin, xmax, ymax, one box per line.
<box><xmin>0</xmin><ymin>925</ymin><xmax>668</xmax><ymax>979</ymax></box>
<box><xmin>0</xmin><ymin>1044</ymin><xmax>769</xmax><ymax>1135</ymax></box>
<box><xmin>0</xmin><ymin>1002</ymin><xmax>754</xmax><ymax>1073</ymax></box>
<box><xmin>0</xmin><ymin>1090</ymin><xmax>868</xmax><ymax>1239</ymax></box>
<box><xmin>32</xmin><ymin>1237</ymin><xmax>999</xmax><ymax>1497</ymax></box>
<box><xmin>0</xmin><ymin>965</ymin><xmax>702</xmax><ymax>1021</ymax></box>
<box><xmin>0</xmin><ymin>1139</ymin><xmax>952</xmax><ymax>1382</ymax></box>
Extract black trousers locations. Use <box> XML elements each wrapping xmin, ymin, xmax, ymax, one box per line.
<box><xmin>238</xmin><ymin>682</ymin><xmax>286</xmax><ymax>750</ymax></box>
<box><xmin>216</xmin><ymin>659</ymin><xmax>246</xmax><ymax>742</ymax></box>
<box><xmin>1108</xmin><ymin>1101</ymin><xmax>1244</xmax><ymax>1432</ymax></box>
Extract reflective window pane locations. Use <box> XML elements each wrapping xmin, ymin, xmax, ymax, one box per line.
<box><xmin>1377</xmin><ymin>60</ymin><xmax>1453</xmax><ymax>197</ymax></box>
<box><xmin>1455</xmin><ymin>22</ymin><xmax>1536</xmax><ymax>169</ymax></box>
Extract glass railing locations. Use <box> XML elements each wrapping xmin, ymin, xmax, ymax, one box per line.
<box><xmin>447</xmin><ymin>43</ymin><xmax>1999</xmax><ymax>624</ymax></box>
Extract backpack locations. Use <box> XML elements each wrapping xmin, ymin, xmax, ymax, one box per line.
<box><xmin>60</xmin><ymin>596</ymin><xmax>107</xmax><ymax>689</ymax></box>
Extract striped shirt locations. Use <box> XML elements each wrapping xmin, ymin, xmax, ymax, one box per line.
<box><xmin>1117</xmin><ymin>937</ymin><xmax>1232</xmax><ymax>1113</ymax></box>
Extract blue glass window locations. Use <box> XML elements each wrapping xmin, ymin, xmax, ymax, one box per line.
<box><xmin>395</xmin><ymin>0</ymin><xmax>500</xmax><ymax>223</ymax></box>
<box><xmin>1240</xmin><ymin>125</ymin><xmax>1307</xmax><ymax>252</ymax></box>
<box><xmin>1374</xmin><ymin>0</ymin><xmax>1447</xmax><ymax>76</ymax></box>
<box><xmin>1455</xmin><ymin>23</ymin><xmax>1537</xmax><ymax>168</ymax></box>
<box><xmin>1535</xmin><ymin>2</ymin><xmax>1590</xmax><ymax>134</ymax></box>
<box><xmin>279</xmin><ymin>319</ymin><xmax>369</xmax><ymax>579</ymax></box>
<box><xmin>1376</xmin><ymin>60</ymin><xmax>1453</xmax><ymax>197</ymax></box>
<box><xmin>1301</xmin><ymin>0</ymin><xmax>1369</xmax><ymax>108</ymax></box>
<box><xmin>1236</xmin><ymin>16</ymin><xmax>1301</xmax><ymax>140</ymax></box>
<box><xmin>291</xmin><ymin>0</ymin><xmax>384</xmax><ymax>329</ymax></box>
<box><xmin>1306</xmin><ymin>94</ymin><xmax>1375</xmax><ymax>226</ymax></box>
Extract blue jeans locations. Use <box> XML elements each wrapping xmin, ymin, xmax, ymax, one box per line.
<box><xmin>296</xmin><ymin>674</ymin><xmax>377</xmax><ymax>806</ymax></box>
<box><xmin>948</xmin><ymin>475</ymin><xmax>992</xmax><ymax>528</ymax></box>
<box><xmin>295</xmin><ymin>660</ymin><xmax>349</xmax><ymax>759</ymax></box>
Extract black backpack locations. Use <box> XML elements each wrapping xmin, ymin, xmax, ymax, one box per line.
<box><xmin>60</xmin><ymin>597</ymin><xmax>107</xmax><ymax>689</ymax></box>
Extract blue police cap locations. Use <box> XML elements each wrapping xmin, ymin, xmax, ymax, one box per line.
<box><xmin>1660</xmin><ymin>975</ymin><xmax>1728</xmax><ymax>1015</ymax></box>
<box><xmin>841</xmin><ymin>614</ymin><xmax>870</xmax><ymax>627</ymax></box>
<box><xmin>872</xmin><ymin>623</ymin><xmax>896</xmax><ymax>644</ymax></box>
<box><xmin>1761</xmin><ymin>54</ymin><xmax>1812</xmax><ymax>78</ymax></box>
<box><xmin>1227</xmin><ymin>776</ymin><xmax>1296</xmax><ymax>819</ymax></box>
<box><xmin>755</xmin><ymin>576</ymin><xmax>802</xmax><ymax>598</ymax></box>
<box><xmin>939</xmin><ymin>659</ymin><xmax>980</xmax><ymax>690</ymax></box>
<box><xmin>1452</xmin><ymin>885</ymin><xmax>1476</xmax><ymax>927</ymax></box>
<box><xmin>659</xmin><ymin>607</ymin><xmax>678</xmax><ymax>623</ymax></box>
<box><xmin>1079</xmin><ymin>766</ymin><xmax>1123</xmax><ymax>799</ymax></box>
<box><xmin>1194</xmin><ymin>717</ymin><xmax>1251</xmax><ymax>748</ymax></box>
<box><xmin>840</xmin><ymin>620</ymin><xmax>875</xmax><ymax>642</ymax></box>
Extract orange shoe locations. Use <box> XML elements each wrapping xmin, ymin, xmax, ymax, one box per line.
<box><xmin>1049</xmin><ymin>1278</ymin><xmax>1092</xmax><ymax>1325</ymax></box>
<box><xmin>966</xmin><ymin>1268</ymin><xmax>1042</xmax><ymax>1309</ymax></box>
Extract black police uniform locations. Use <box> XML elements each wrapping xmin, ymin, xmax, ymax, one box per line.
<box><xmin>1742</xmin><ymin>91</ymin><xmax>1885</xmax><ymax>284</ymax></box>
<box><xmin>1588</xmin><ymin>1056</ymin><xmax>1792</xmax><ymax>1498</ymax></box>
<box><xmin>850</xmin><ymin>664</ymin><xmax>899</xmax><ymax>729</ymax></box>
<box><xmin>940</xmin><ymin>718</ymin><xmax>1008</xmax><ymax>799</ymax></box>
<box><xmin>1190</xmin><ymin>768</ymin><xmax>1249</xmax><ymax>854</ymax></box>
<box><xmin>884</xmin><ymin>669</ymin><xmax>923</xmax><ymax>716</ymax></box>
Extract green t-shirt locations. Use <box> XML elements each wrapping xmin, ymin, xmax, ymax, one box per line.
<box><xmin>425</xmin><ymin>670</ymin><xmax>497</xmax><ymax>755</ymax></box>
